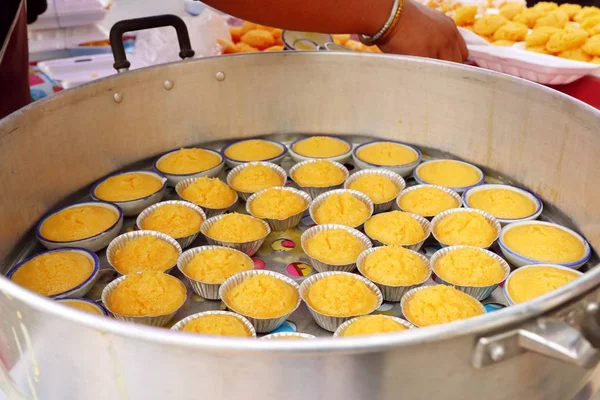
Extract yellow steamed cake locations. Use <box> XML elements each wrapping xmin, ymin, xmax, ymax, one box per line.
<box><xmin>112</xmin><ymin>235</ymin><xmax>179</xmax><ymax>274</ymax></box>
<box><xmin>180</xmin><ymin>177</ymin><xmax>237</xmax><ymax>209</ymax></box>
<box><xmin>11</xmin><ymin>251</ymin><xmax>94</xmax><ymax>296</ymax></box>
<box><xmin>347</xmin><ymin>173</ymin><xmax>400</xmax><ymax>203</ymax></box>
<box><xmin>224</xmin><ymin>139</ymin><xmax>283</xmax><ymax>162</ymax></box>
<box><xmin>468</xmin><ymin>188</ymin><xmax>537</xmax><ymax>219</ymax></box>
<box><xmin>206</xmin><ymin>213</ymin><xmax>267</xmax><ymax>243</ymax></box>
<box><xmin>140</xmin><ymin>204</ymin><xmax>203</xmax><ymax>238</ymax></box>
<box><xmin>249</xmin><ymin>188</ymin><xmax>307</xmax><ymax>219</ymax></box>
<box><xmin>417</xmin><ymin>160</ymin><xmax>481</xmax><ymax>188</ymax></box>
<box><xmin>356</xmin><ymin>142</ymin><xmax>418</xmax><ymax>166</ymax></box>
<box><xmin>293</xmin><ymin>136</ymin><xmax>350</xmax><ymax>158</ymax></box>
<box><xmin>156</xmin><ymin>148</ymin><xmax>221</xmax><ymax>174</ymax></box>
<box><xmin>434</xmin><ymin>247</ymin><xmax>506</xmax><ymax>286</ymax></box>
<box><xmin>340</xmin><ymin>315</ymin><xmax>408</xmax><ymax>337</ymax></box>
<box><xmin>434</xmin><ymin>211</ymin><xmax>497</xmax><ymax>247</ymax></box>
<box><xmin>225</xmin><ymin>274</ymin><xmax>298</xmax><ymax>318</ymax></box>
<box><xmin>60</xmin><ymin>300</ymin><xmax>103</xmax><ymax>315</ymax></box>
<box><xmin>304</xmin><ymin>228</ymin><xmax>366</xmax><ymax>265</ymax></box>
<box><xmin>398</xmin><ymin>186</ymin><xmax>459</xmax><ymax>217</ymax></box>
<box><xmin>94</xmin><ymin>172</ymin><xmax>163</xmax><ymax>202</ymax></box>
<box><xmin>292</xmin><ymin>160</ymin><xmax>346</xmax><ymax>187</ymax></box>
<box><xmin>183</xmin><ymin>248</ymin><xmax>253</xmax><ymax>284</ymax></box>
<box><xmin>40</xmin><ymin>205</ymin><xmax>119</xmax><ymax>242</ymax></box>
<box><xmin>313</xmin><ymin>192</ymin><xmax>370</xmax><ymax>227</ymax></box>
<box><xmin>181</xmin><ymin>314</ymin><xmax>252</xmax><ymax>337</ymax></box>
<box><xmin>306</xmin><ymin>274</ymin><xmax>378</xmax><ymax>317</ymax></box>
<box><xmin>503</xmin><ymin>224</ymin><xmax>586</xmax><ymax>263</ymax></box>
<box><xmin>361</xmin><ymin>246</ymin><xmax>429</xmax><ymax>286</ymax></box>
<box><xmin>364</xmin><ymin>211</ymin><xmax>426</xmax><ymax>246</ymax></box>
<box><xmin>507</xmin><ymin>265</ymin><xmax>580</xmax><ymax>304</ymax></box>
<box><xmin>229</xmin><ymin>164</ymin><xmax>284</xmax><ymax>193</ymax></box>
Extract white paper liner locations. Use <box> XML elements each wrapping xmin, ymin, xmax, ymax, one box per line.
<box><xmin>299</xmin><ymin>271</ymin><xmax>383</xmax><ymax>332</ymax></box>
<box><xmin>170</xmin><ymin>310</ymin><xmax>257</xmax><ymax>338</ymax></box>
<box><xmin>309</xmin><ymin>189</ymin><xmax>374</xmax><ymax>230</ymax></box>
<box><xmin>356</xmin><ymin>246</ymin><xmax>431</xmax><ymax>302</ymax></box>
<box><xmin>261</xmin><ymin>332</ymin><xmax>316</xmax><ymax>340</ymax></box>
<box><xmin>333</xmin><ymin>315</ymin><xmax>416</xmax><ymax>337</ymax></box>
<box><xmin>177</xmin><ymin>245</ymin><xmax>254</xmax><ymax>300</ymax></box>
<box><xmin>106</xmin><ymin>230</ymin><xmax>183</xmax><ymax>275</ymax></box>
<box><xmin>364</xmin><ymin>211</ymin><xmax>431</xmax><ymax>252</ymax></box>
<box><xmin>344</xmin><ymin>168</ymin><xmax>406</xmax><ymax>214</ymax></box>
<box><xmin>200</xmin><ymin>214</ymin><xmax>271</xmax><ymax>256</ymax></box>
<box><xmin>431</xmin><ymin>208</ymin><xmax>501</xmax><ymax>249</ymax></box>
<box><xmin>136</xmin><ymin>200</ymin><xmax>206</xmax><ymax>249</ymax></box>
<box><xmin>289</xmin><ymin>159</ymin><xmax>349</xmax><ymax>199</ymax></box>
<box><xmin>218</xmin><ymin>270</ymin><xmax>301</xmax><ymax>333</ymax></box>
<box><xmin>226</xmin><ymin>161</ymin><xmax>288</xmax><ymax>201</ymax></box>
<box><xmin>429</xmin><ymin>245</ymin><xmax>510</xmax><ymax>301</ymax></box>
<box><xmin>101</xmin><ymin>272</ymin><xmax>186</xmax><ymax>327</ymax></box>
<box><xmin>175</xmin><ymin>176</ymin><xmax>238</xmax><ymax>218</ymax></box>
<box><xmin>413</xmin><ymin>159</ymin><xmax>485</xmax><ymax>193</ymax></box>
<box><xmin>246</xmin><ymin>187</ymin><xmax>312</xmax><ymax>231</ymax></box>
<box><xmin>400</xmin><ymin>285</ymin><xmax>485</xmax><ymax>328</ymax></box>
<box><xmin>301</xmin><ymin>224</ymin><xmax>372</xmax><ymax>273</ymax></box>
<box><xmin>396</xmin><ymin>184</ymin><xmax>463</xmax><ymax>218</ymax></box>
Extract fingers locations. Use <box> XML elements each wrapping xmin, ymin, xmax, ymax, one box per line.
<box><xmin>437</xmin><ymin>45</ymin><xmax>463</xmax><ymax>63</ymax></box>
<box><xmin>456</xmin><ymin>31</ymin><xmax>469</xmax><ymax>62</ymax></box>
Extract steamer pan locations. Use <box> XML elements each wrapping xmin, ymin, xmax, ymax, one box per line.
<box><xmin>1</xmin><ymin>50</ymin><xmax>600</xmax><ymax>400</ymax></box>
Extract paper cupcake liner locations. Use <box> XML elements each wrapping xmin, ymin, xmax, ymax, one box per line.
<box><xmin>503</xmin><ymin>264</ymin><xmax>585</xmax><ymax>306</ymax></box>
<box><xmin>429</xmin><ymin>246</ymin><xmax>510</xmax><ymax>301</ymax></box>
<box><xmin>101</xmin><ymin>273</ymin><xmax>186</xmax><ymax>327</ymax></box>
<box><xmin>301</xmin><ymin>224</ymin><xmax>372</xmax><ymax>273</ymax></box>
<box><xmin>413</xmin><ymin>159</ymin><xmax>485</xmax><ymax>193</ymax></box>
<box><xmin>289</xmin><ymin>159</ymin><xmax>349</xmax><ymax>199</ymax></box>
<box><xmin>333</xmin><ymin>315</ymin><xmax>416</xmax><ymax>337</ymax></box>
<box><xmin>396</xmin><ymin>184</ymin><xmax>463</xmax><ymax>219</ymax></box>
<box><xmin>309</xmin><ymin>189</ymin><xmax>374</xmax><ymax>230</ymax></box>
<box><xmin>175</xmin><ymin>177</ymin><xmax>238</xmax><ymax>218</ymax></box>
<box><xmin>288</xmin><ymin>136</ymin><xmax>353</xmax><ymax>164</ymax></box>
<box><xmin>431</xmin><ymin>208</ymin><xmax>501</xmax><ymax>249</ymax></box>
<box><xmin>35</xmin><ymin>201</ymin><xmax>124</xmax><ymax>252</ymax></box>
<box><xmin>170</xmin><ymin>310</ymin><xmax>257</xmax><ymax>337</ymax></box>
<box><xmin>356</xmin><ymin>247</ymin><xmax>431</xmax><ymax>302</ymax></box>
<box><xmin>365</xmin><ymin>212</ymin><xmax>431</xmax><ymax>252</ymax></box>
<box><xmin>343</xmin><ymin>168</ymin><xmax>406</xmax><ymax>214</ymax></box>
<box><xmin>299</xmin><ymin>271</ymin><xmax>383</xmax><ymax>332</ymax></box>
<box><xmin>90</xmin><ymin>170</ymin><xmax>168</xmax><ymax>217</ymax></box>
<box><xmin>352</xmin><ymin>140</ymin><xmax>423</xmax><ymax>178</ymax></box>
<box><xmin>106</xmin><ymin>230</ymin><xmax>183</xmax><ymax>275</ymax></box>
<box><xmin>400</xmin><ymin>285</ymin><xmax>485</xmax><ymax>328</ymax></box>
<box><xmin>462</xmin><ymin>184</ymin><xmax>543</xmax><ymax>226</ymax></box>
<box><xmin>226</xmin><ymin>161</ymin><xmax>288</xmax><ymax>202</ymax></box>
<box><xmin>246</xmin><ymin>187</ymin><xmax>312</xmax><ymax>231</ymax></box>
<box><xmin>177</xmin><ymin>245</ymin><xmax>254</xmax><ymax>300</ymax></box>
<box><xmin>261</xmin><ymin>332</ymin><xmax>316</xmax><ymax>340</ymax></box>
<box><xmin>498</xmin><ymin>220</ymin><xmax>592</xmax><ymax>269</ymax></box>
<box><xmin>136</xmin><ymin>200</ymin><xmax>206</xmax><ymax>249</ymax></box>
<box><xmin>219</xmin><ymin>270</ymin><xmax>301</xmax><ymax>333</ymax></box>
<box><xmin>56</xmin><ymin>297</ymin><xmax>109</xmax><ymax>316</ymax></box>
<box><xmin>200</xmin><ymin>214</ymin><xmax>271</xmax><ymax>256</ymax></box>
<box><xmin>153</xmin><ymin>147</ymin><xmax>225</xmax><ymax>187</ymax></box>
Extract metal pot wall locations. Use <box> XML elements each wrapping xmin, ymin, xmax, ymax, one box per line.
<box><xmin>1</xmin><ymin>32</ymin><xmax>600</xmax><ymax>399</ymax></box>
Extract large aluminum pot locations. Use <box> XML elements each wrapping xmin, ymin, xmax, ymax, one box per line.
<box><xmin>1</xmin><ymin>50</ymin><xmax>600</xmax><ymax>400</ymax></box>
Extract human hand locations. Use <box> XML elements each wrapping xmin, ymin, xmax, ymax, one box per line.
<box><xmin>378</xmin><ymin>0</ymin><xmax>469</xmax><ymax>63</ymax></box>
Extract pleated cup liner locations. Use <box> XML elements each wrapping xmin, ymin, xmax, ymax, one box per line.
<box><xmin>299</xmin><ymin>271</ymin><xmax>383</xmax><ymax>332</ymax></box>
<box><xmin>431</xmin><ymin>208</ymin><xmax>501</xmax><ymax>249</ymax></box>
<box><xmin>429</xmin><ymin>246</ymin><xmax>510</xmax><ymax>301</ymax></box>
<box><xmin>136</xmin><ymin>200</ymin><xmax>207</xmax><ymax>249</ymax></box>
<box><xmin>261</xmin><ymin>332</ymin><xmax>316</xmax><ymax>340</ymax></box>
<box><xmin>101</xmin><ymin>272</ymin><xmax>186</xmax><ymax>327</ymax></box>
<box><xmin>219</xmin><ymin>270</ymin><xmax>301</xmax><ymax>333</ymax></box>
<box><xmin>396</xmin><ymin>184</ymin><xmax>463</xmax><ymax>219</ymax></box>
<box><xmin>226</xmin><ymin>161</ymin><xmax>288</xmax><ymax>202</ymax></box>
<box><xmin>333</xmin><ymin>315</ymin><xmax>416</xmax><ymax>337</ymax></box>
<box><xmin>170</xmin><ymin>310</ymin><xmax>257</xmax><ymax>338</ymax></box>
<box><xmin>365</xmin><ymin>211</ymin><xmax>432</xmax><ymax>252</ymax></box>
<box><xmin>289</xmin><ymin>159</ymin><xmax>350</xmax><ymax>199</ymax></box>
<box><xmin>343</xmin><ymin>168</ymin><xmax>406</xmax><ymax>214</ymax></box>
<box><xmin>200</xmin><ymin>214</ymin><xmax>271</xmax><ymax>257</ymax></box>
<box><xmin>106</xmin><ymin>230</ymin><xmax>183</xmax><ymax>275</ymax></box>
<box><xmin>175</xmin><ymin>177</ymin><xmax>238</xmax><ymax>218</ymax></box>
<box><xmin>400</xmin><ymin>285</ymin><xmax>485</xmax><ymax>328</ymax></box>
<box><xmin>309</xmin><ymin>189</ymin><xmax>374</xmax><ymax>230</ymax></box>
<box><xmin>356</xmin><ymin>246</ymin><xmax>432</xmax><ymax>302</ymax></box>
<box><xmin>503</xmin><ymin>264</ymin><xmax>585</xmax><ymax>306</ymax></box>
<box><xmin>301</xmin><ymin>224</ymin><xmax>373</xmax><ymax>273</ymax></box>
<box><xmin>246</xmin><ymin>187</ymin><xmax>312</xmax><ymax>231</ymax></box>
<box><xmin>177</xmin><ymin>245</ymin><xmax>254</xmax><ymax>300</ymax></box>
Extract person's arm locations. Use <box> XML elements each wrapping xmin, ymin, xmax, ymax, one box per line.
<box><xmin>202</xmin><ymin>0</ymin><xmax>468</xmax><ymax>62</ymax></box>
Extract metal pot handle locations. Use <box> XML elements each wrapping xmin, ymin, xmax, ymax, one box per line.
<box><xmin>109</xmin><ymin>14</ymin><xmax>195</xmax><ymax>73</ymax></box>
<box><xmin>473</xmin><ymin>302</ymin><xmax>600</xmax><ymax>369</ymax></box>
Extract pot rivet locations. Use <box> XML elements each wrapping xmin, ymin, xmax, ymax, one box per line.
<box><xmin>216</xmin><ymin>72</ymin><xmax>226</xmax><ymax>82</ymax></box>
<box><xmin>164</xmin><ymin>80</ymin><xmax>174</xmax><ymax>90</ymax></box>
<box><xmin>489</xmin><ymin>344</ymin><xmax>505</xmax><ymax>361</ymax></box>
<box><xmin>113</xmin><ymin>93</ymin><xmax>123</xmax><ymax>104</ymax></box>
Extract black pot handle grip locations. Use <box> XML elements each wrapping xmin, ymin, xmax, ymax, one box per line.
<box><xmin>110</xmin><ymin>14</ymin><xmax>195</xmax><ymax>72</ymax></box>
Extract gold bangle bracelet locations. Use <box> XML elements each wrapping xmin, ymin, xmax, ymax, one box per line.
<box><xmin>358</xmin><ymin>0</ymin><xmax>405</xmax><ymax>46</ymax></box>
